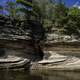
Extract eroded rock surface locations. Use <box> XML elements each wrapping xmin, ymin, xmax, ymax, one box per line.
<box><xmin>31</xmin><ymin>51</ymin><xmax>80</xmax><ymax>70</ymax></box>
<box><xmin>0</xmin><ymin>55</ymin><xmax>30</xmax><ymax>69</ymax></box>
<box><xmin>0</xmin><ymin>15</ymin><xmax>44</xmax><ymax>62</ymax></box>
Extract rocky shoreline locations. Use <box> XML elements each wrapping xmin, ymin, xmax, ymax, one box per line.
<box><xmin>0</xmin><ymin>15</ymin><xmax>80</xmax><ymax>71</ymax></box>
<box><xmin>30</xmin><ymin>51</ymin><xmax>80</xmax><ymax>71</ymax></box>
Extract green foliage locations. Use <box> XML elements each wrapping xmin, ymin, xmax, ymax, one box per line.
<box><xmin>1</xmin><ymin>0</ymin><xmax>80</xmax><ymax>37</ymax></box>
<box><xmin>17</xmin><ymin>0</ymin><xmax>32</xmax><ymax>7</ymax></box>
<box><xmin>0</xmin><ymin>5</ymin><xmax>3</xmax><ymax>14</ymax></box>
<box><xmin>68</xmin><ymin>7</ymin><xmax>80</xmax><ymax>16</ymax></box>
<box><xmin>64</xmin><ymin>19</ymin><xmax>78</xmax><ymax>35</ymax></box>
<box><xmin>54</xmin><ymin>4</ymin><xmax>68</xmax><ymax>18</ymax></box>
<box><xmin>33</xmin><ymin>0</ymin><xmax>55</xmax><ymax>30</ymax></box>
<box><xmin>62</xmin><ymin>7</ymin><xmax>80</xmax><ymax>36</ymax></box>
<box><xmin>43</xmin><ymin>19</ymin><xmax>53</xmax><ymax>31</ymax></box>
<box><xmin>16</xmin><ymin>0</ymin><xmax>32</xmax><ymax>20</ymax></box>
<box><xmin>5</xmin><ymin>1</ymin><xmax>17</xmax><ymax>17</ymax></box>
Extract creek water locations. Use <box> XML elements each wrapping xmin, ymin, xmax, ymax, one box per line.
<box><xmin>0</xmin><ymin>70</ymin><xmax>80</xmax><ymax>80</ymax></box>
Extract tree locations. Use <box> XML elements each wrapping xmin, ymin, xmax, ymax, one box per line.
<box><xmin>68</xmin><ymin>7</ymin><xmax>80</xmax><ymax>16</ymax></box>
<box><xmin>0</xmin><ymin>5</ymin><xmax>3</xmax><ymax>15</ymax></box>
<box><xmin>33</xmin><ymin>0</ymin><xmax>55</xmax><ymax>33</ymax></box>
<box><xmin>5</xmin><ymin>1</ymin><xmax>17</xmax><ymax>18</ymax></box>
<box><xmin>63</xmin><ymin>7</ymin><xmax>80</xmax><ymax>36</ymax></box>
<box><xmin>16</xmin><ymin>0</ymin><xmax>32</xmax><ymax>20</ymax></box>
<box><xmin>33</xmin><ymin>0</ymin><xmax>55</xmax><ymax>20</ymax></box>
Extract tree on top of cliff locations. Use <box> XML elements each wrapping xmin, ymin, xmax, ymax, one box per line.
<box><xmin>4</xmin><ymin>1</ymin><xmax>17</xmax><ymax>18</ymax></box>
<box><xmin>16</xmin><ymin>0</ymin><xmax>33</xmax><ymax>20</ymax></box>
<box><xmin>0</xmin><ymin>5</ymin><xmax>3</xmax><ymax>15</ymax></box>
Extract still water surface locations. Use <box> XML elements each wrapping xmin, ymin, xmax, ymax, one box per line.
<box><xmin>0</xmin><ymin>70</ymin><xmax>80</xmax><ymax>80</ymax></box>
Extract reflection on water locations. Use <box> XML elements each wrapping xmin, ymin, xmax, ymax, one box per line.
<box><xmin>0</xmin><ymin>70</ymin><xmax>80</xmax><ymax>80</ymax></box>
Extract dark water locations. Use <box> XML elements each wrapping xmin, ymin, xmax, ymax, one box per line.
<box><xmin>0</xmin><ymin>70</ymin><xmax>80</xmax><ymax>80</ymax></box>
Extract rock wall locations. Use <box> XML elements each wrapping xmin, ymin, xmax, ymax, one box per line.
<box><xmin>0</xmin><ymin>15</ymin><xmax>44</xmax><ymax>61</ymax></box>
